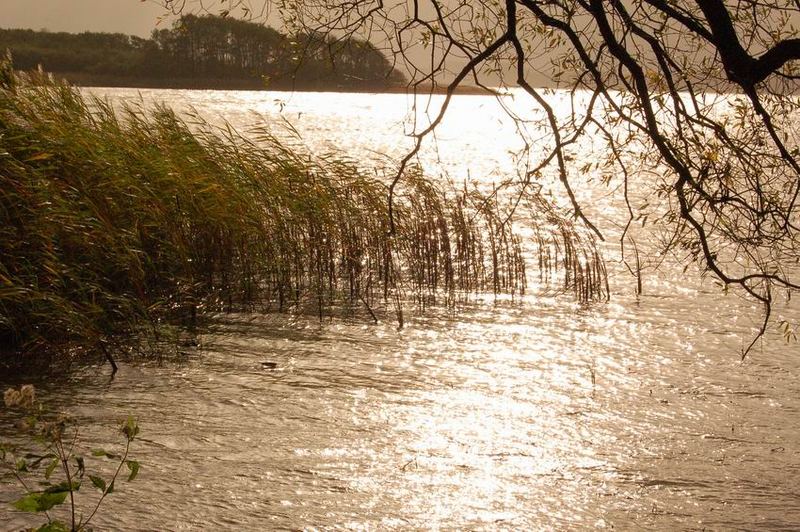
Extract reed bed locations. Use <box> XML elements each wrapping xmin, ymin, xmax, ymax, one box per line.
<box><xmin>0</xmin><ymin>60</ymin><xmax>606</xmax><ymax>364</ymax></box>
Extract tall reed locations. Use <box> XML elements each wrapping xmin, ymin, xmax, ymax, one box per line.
<box><xmin>0</xmin><ymin>59</ymin><xmax>606</xmax><ymax>364</ymax></box>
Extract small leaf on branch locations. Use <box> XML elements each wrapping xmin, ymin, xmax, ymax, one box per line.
<box><xmin>44</xmin><ymin>457</ymin><xmax>58</xmax><ymax>479</ymax></box>
<box><xmin>91</xmin><ymin>448</ymin><xmax>120</xmax><ymax>459</ymax></box>
<box><xmin>125</xmin><ymin>459</ymin><xmax>140</xmax><ymax>481</ymax></box>
<box><xmin>89</xmin><ymin>475</ymin><xmax>106</xmax><ymax>492</ymax></box>
<box><xmin>122</xmin><ymin>416</ymin><xmax>139</xmax><ymax>441</ymax></box>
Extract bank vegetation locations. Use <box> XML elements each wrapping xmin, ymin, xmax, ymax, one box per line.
<box><xmin>0</xmin><ymin>61</ymin><xmax>605</xmax><ymax>367</ymax></box>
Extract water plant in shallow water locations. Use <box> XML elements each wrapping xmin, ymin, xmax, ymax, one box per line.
<box><xmin>1</xmin><ymin>385</ymin><xmax>140</xmax><ymax>531</ymax></box>
<box><xmin>0</xmin><ymin>55</ymin><xmax>606</xmax><ymax>366</ymax></box>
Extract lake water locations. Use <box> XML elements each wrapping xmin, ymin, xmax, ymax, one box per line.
<box><xmin>2</xmin><ymin>88</ymin><xmax>799</xmax><ymax>530</ymax></box>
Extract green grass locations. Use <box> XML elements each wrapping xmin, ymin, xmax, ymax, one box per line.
<box><xmin>0</xmin><ymin>58</ymin><xmax>606</xmax><ymax>366</ymax></box>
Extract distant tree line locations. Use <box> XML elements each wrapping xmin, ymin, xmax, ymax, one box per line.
<box><xmin>0</xmin><ymin>15</ymin><xmax>405</xmax><ymax>90</ymax></box>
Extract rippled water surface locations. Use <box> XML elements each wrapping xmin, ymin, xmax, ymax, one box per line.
<box><xmin>2</xmin><ymin>89</ymin><xmax>799</xmax><ymax>530</ymax></box>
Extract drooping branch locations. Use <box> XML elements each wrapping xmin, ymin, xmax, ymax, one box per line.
<box><xmin>387</xmin><ymin>27</ymin><xmax>513</xmax><ymax>235</ymax></box>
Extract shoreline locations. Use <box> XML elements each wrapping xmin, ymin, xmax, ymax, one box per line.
<box><xmin>50</xmin><ymin>72</ymin><xmax>500</xmax><ymax>96</ymax></box>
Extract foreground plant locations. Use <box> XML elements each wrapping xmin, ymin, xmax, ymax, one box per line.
<box><xmin>1</xmin><ymin>385</ymin><xmax>140</xmax><ymax>531</ymax></box>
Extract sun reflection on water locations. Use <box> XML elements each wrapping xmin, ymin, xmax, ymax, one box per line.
<box><xmin>0</xmin><ymin>87</ymin><xmax>792</xmax><ymax>530</ymax></box>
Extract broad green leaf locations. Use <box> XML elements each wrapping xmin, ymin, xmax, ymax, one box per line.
<box><xmin>15</xmin><ymin>458</ymin><xmax>27</xmax><ymax>472</ymax></box>
<box><xmin>11</xmin><ymin>494</ymin><xmax>40</xmax><ymax>512</ymax></box>
<box><xmin>106</xmin><ymin>480</ymin><xmax>115</xmax><ymax>494</ymax></box>
<box><xmin>12</xmin><ymin>490</ymin><xmax>68</xmax><ymax>512</ymax></box>
<box><xmin>125</xmin><ymin>459</ymin><xmax>140</xmax><ymax>481</ymax></box>
<box><xmin>89</xmin><ymin>475</ymin><xmax>106</xmax><ymax>492</ymax></box>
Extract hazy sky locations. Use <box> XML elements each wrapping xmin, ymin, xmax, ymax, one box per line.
<box><xmin>1</xmin><ymin>0</ymin><xmax>175</xmax><ymax>36</ymax></box>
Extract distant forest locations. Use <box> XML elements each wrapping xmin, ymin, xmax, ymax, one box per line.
<box><xmin>0</xmin><ymin>15</ymin><xmax>405</xmax><ymax>90</ymax></box>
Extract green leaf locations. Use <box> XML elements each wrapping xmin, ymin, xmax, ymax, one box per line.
<box><xmin>44</xmin><ymin>458</ymin><xmax>59</xmax><ymax>480</ymax></box>
<box><xmin>91</xmin><ymin>448</ymin><xmax>120</xmax><ymax>459</ymax></box>
<box><xmin>11</xmin><ymin>493</ymin><xmax>40</xmax><ymax>512</ymax></box>
<box><xmin>122</xmin><ymin>416</ymin><xmax>139</xmax><ymax>441</ymax></box>
<box><xmin>106</xmin><ymin>480</ymin><xmax>115</xmax><ymax>494</ymax></box>
<box><xmin>46</xmin><ymin>481</ymin><xmax>80</xmax><ymax>493</ymax></box>
<box><xmin>89</xmin><ymin>475</ymin><xmax>106</xmax><ymax>492</ymax></box>
<box><xmin>125</xmin><ymin>459</ymin><xmax>140</xmax><ymax>481</ymax></box>
<box><xmin>12</xmin><ymin>490</ymin><xmax>68</xmax><ymax>512</ymax></box>
<box><xmin>15</xmin><ymin>458</ymin><xmax>27</xmax><ymax>472</ymax></box>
